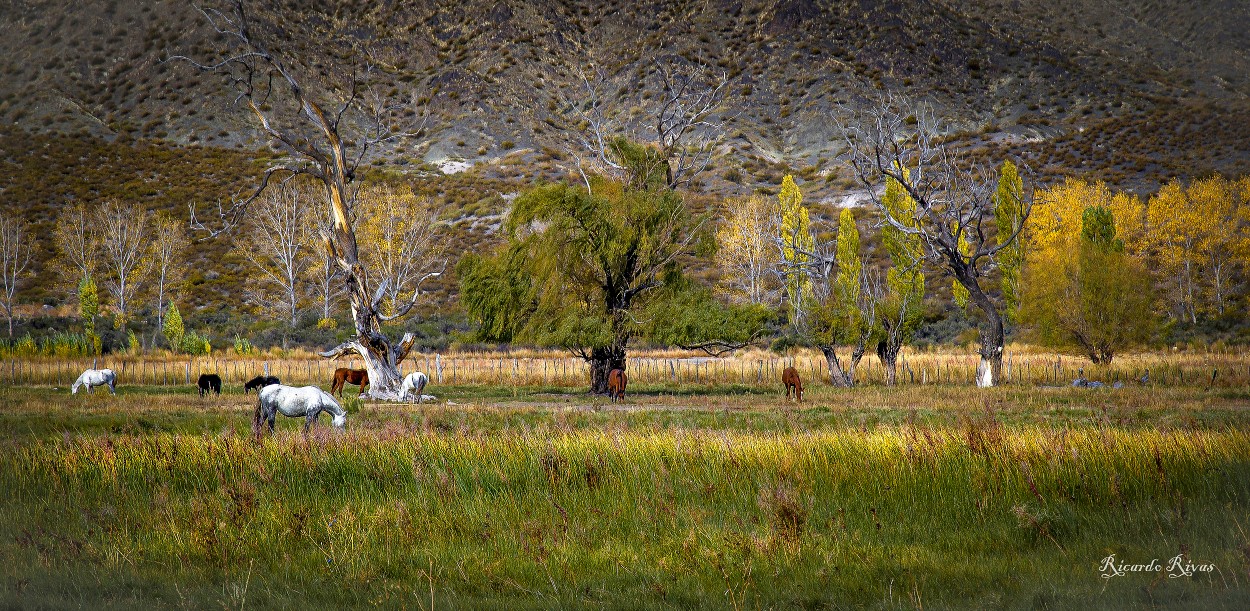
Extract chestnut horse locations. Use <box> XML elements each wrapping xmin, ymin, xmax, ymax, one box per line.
<box><xmin>782</xmin><ymin>367</ymin><xmax>803</xmax><ymax>403</ymax></box>
<box><xmin>607</xmin><ymin>368</ymin><xmax>627</xmax><ymax>402</ymax></box>
<box><xmin>331</xmin><ymin>368</ymin><xmax>369</xmax><ymax>397</ymax></box>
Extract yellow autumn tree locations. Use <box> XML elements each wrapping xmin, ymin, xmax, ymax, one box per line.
<box><xmin>715</xmin><ymin>195</ymin><xmax>782</xmax><ymax>305</ymax></box>
<box><xmin>355</xmin><ymin>184</ymin><xmax>446</xmax><ymax>317</ymax></box>
<box><xmin>777</xmin><ymin>175</ymin><xmax>812</xmax><ymax>325</ymax></box>
<box><xmin>1145</xmin><ymin>176</ymin><xmax>1248</xmax><ymax>321</ymax></box>
<box><xmin>1027</xmin><ymin>178</ymin><xmax>1146</xmax><ymax>259</ymax></box>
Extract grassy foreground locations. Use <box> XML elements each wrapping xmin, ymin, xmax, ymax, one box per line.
<box><xmin>0</xmin><ymin>385</ymin><xmax>1248</xmax><ymax>609</ymax></box>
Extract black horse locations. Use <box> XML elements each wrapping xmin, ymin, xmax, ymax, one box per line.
<box><xmin>197</xmin><ymin>374</ymin><xmax>222</xmax><ymax>397</ymax></box>
<box><xmin>244</xmin><ymin>375</ymin><xmax>281</xmax><ymax>394</ymax></box>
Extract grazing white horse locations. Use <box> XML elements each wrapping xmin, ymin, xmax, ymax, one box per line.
<box><xmin>399</xmin><ymin>371</ymin><xmax>429</xmax><ymax>403</ymax></box>
<box><xmin>254</xmin><ymin>385</ymin><xmax>346</xmax><ymax>435</ymax></box>
<box><xmin>72</xmin><ymin>368</ymin><xmax>116</xmax><ymax>395</ymax></box>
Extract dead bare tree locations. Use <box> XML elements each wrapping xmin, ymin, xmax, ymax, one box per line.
<box><xmin>150</xmin><ymin>213</ymin><xmax>190</xmax><ymax>346</ymax></box>
<box><xmin>238</xmin><ymin>184</ymin><xmax>310</xmax><ymax>331</ymax></box>
<box><xmin>171</xmin><ymin>1</ymin><xmax>434</xmax><ymax>399</ymax></box>
<box><xmin>50</xmin><ymin>202</ymin><xmax>98</xmax><ymax>296</ymax></box>
<box><xmin>835</xmin><ymin>95</ymin><xmax>1032</xmax><ymax>386</ymax></box>
<box><xmin>0</xmin><ymin>211</ymin><xmax>34</xmax><ymax>337</ymax></box>
<box><xmin>556</xmin><ymin>57</ymin><xmax>729</xmax><ymax>191</ymax></box>
<box><xmin>95</xmin><ymin>200</ymin><xmax>152</xmax><ymax>329</ymax></box>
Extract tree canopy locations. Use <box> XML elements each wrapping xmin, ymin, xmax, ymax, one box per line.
<box><xmin>458</xmin><ymin>141</ymin><xmax>766</xmax><ymax>391</ymax></box>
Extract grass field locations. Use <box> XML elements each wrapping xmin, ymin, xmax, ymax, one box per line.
<box><xmin>1</xmin><ymin>374</ymin><xmax>1249</xmax><ymax>609</ymax></box>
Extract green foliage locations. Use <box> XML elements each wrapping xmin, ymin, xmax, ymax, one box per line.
<box><xmin>880</xmin><ymin>176</ymin><xmax>927</xmax><ymax>347</ymax></box>
<box><xmin>809</xmin><ymin>209</ymin><xmax>870</xmax><ymax>348</ymax></box>
<box><xmin>180</xmin><ymin>331</ymin><xmax>210</xmax><ymax>356</ymax></box>
<box><xmin>1079</xmin><ymin>206</ymin><xmax>1124</xmax><ymax>253</ymax></box>
<box><xmin>607</xmin><ymin>137</ymin><xmax>670</xmax><ymax>190</ymax></box>
<box><xmin>778</xmin><ymin>175</ymin><xmax>813</xmax><ymax>324</ymax></box>
<box><xmin>77</xmin><ymin>275</ymin><xmax>101</xmax><ymax>356</ymax></box>
<box><xmin>953</xmin><ymin>229</ymin><xmax>971</xmax><ymax>311</ymax></box>
<box><xmin>994</xmin><ymin>160</ymin><xmax>1026</xmax><ymax>321</ymax></box>
<box><xmin>233</xmin><ymin>335</ymin><xmax>255</xmax><ymax>356</ymax></box>
<box><xmin>0</xmin><ymin>332</ymin><xmax>96</xmax><ymax>358</ymax></box>
<box><xmin>460</xmin><ymin>160</ymin><xmax>757</xmax><ymax>358</ymax></box>
<box><xmin>457</xmin><ymin>247</ymin><xmax>535</xmax><ymax>344</ymax></box>
<box><xmin>644</xmin><ymin>271</ymin><xmax>774</xmax><ymax>350</ymax></box>
<box><xmin>127</xmin><ymin>330</ymin><xmax>141</xmax><ymax>356</ymax></box>
<box><xmin>833</xmin><ymin>208</ymin><xmax>862</xmax><ymax>320</ymax></box>
<box><xmin>1021</xmin><ymin>206</ymin><xmax>1155</xmax><ymax>363</ymax></box>
<box><xmin>163</xmin><ymin>302</ymin><xmax>185</xmax><ymax>354</ymax></box>
<box><xmin>77</xmin><ymin>275</ymin><xmax>98</xmax><ymax>332</ymax></box>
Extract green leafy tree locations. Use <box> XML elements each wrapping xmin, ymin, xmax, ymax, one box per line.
<box><xmin>952</xmin><ymin>229</ymin><xmax>971</xmax><ymax>310</ymax></box>
<box><xmin>78</xmin><ymin>274</ymin><xmax>100</xmax><ymax>355</ymax></box>
<box><xmin>1021</xmin><ymin>206</ymin><xmax>1155</xmax><ymax>364</ymax></box>
<box><xmin>459</xmin><ymin>139</ymin><xmax>763</xmax><ymax>393</ymax></box>
<box><xmin>163</xmin><ymin>302</ymin><xmax>185</xmax><ymax>355</ymax></box>
<box><xmin>878</xmin><ymin>175</ymin><xmax>926</xmax><ymax>385</ymax></box>
<box><xmin>778</xmin><ymin>175</ymin><xmax>813</xmax><ymax>326</ymax></box>
<box><xmin>994</xmin><ymin>160</ymin><xmax>1026</xmax><ymax>322</ymax></box>
<box><xmin>806</xmin><ymin>208</ymin><xmax>877</xmax><ymax>387</ymax></box>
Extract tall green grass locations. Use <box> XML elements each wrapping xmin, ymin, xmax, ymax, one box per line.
<box><xmin>2</xmin><ymin>425</ymin><xmax>1247</xmax><ymax>609</ymax></box>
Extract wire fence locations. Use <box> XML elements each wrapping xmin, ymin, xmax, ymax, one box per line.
<box><xmin>3</xmin><ymin>350</ymin><xmax>1248</xmax><ymax>389</ymax></box>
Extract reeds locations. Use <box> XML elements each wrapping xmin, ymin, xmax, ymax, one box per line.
<box><xmin>2</xmin><ymin>423</ymin><xmax>1247</xmax><ymax>608</ymax></box>
<box><xmin>3</xmin><ymin>348</ymin><xmax>1249</xmax><ymax>389</ymax></box>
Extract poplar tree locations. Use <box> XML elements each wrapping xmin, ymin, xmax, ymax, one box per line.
<box><xmin>163</xmin><ymin>302</ymin><xmax>185</xmax><ymax>355</ymax></box>
<box><xmin>879</xmin><ymin>175</ymin><xmax>926</xmax><ymax>384</ymax></box>
<box><xmin>994</xmin><ymin>160</ymin><xmax>1025</xmax><ymax>321</ymax></box>
<box><xmin>778</xmin><ymin>175</ymin><xmax>813</xmax><ymax>326</ymax></box>
<box><xmin>78</xmin><ymin>274</ymin><xmax>100</xmax><ymax>355</ymax></box>
<box><xmin>806</xmin><ymin>208</ymin><xmax>877</xmax><ymax>386</ymax></box>
<box><xmin>1021</xmin><ymin>206</ymin><xmax>1154</xmax><ymax>364</ymax></box>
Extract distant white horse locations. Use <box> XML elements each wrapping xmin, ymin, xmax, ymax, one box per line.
<box><xmin>400</xmin><ymin>371</ymin><xmax>429</xmax><ymax>403</ymax></box>
<box><xmin>72</xmin><ymin>369</ymin><xmax>116</xmax><ymax>395</ymax></box>
<box><xmin>254</xmin><ymin>385</ymin><xmax>346</xmax><ymax>436</ymax></box>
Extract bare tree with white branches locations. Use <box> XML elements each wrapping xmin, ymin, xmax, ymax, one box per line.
<box><xmin>239</xmin><ymin>184</ymin><xmax>310</xmax><ymax>332</ymax></box>
<box><xmin>835</xmin><ymin>95</ymin><xmax>1032</xmax><ymax>386</ymax></box>
<box><xmin>150</xmin><ymin>213</ymin><xmax>190</xmax><ymax>345</ymax></box>
<box><xmin>0</xmin><ymin>211</ymin><xmax>35</xmax><ymax>337</ymax></box>
<box><xmin>304</xmin><ymin>206</ymin><xmax>344</xmax><ymax>327</ymax></box>
<box><xmin>172</xmin><ymin>1</ymin><xmax>438</xmax><ymax>398</ymax></box>
<box><xmin>51</xmin><ymin>202</ymin><xmax>98</xmax><ymax>296</ymax></box>
<box><xmin>95</xmin><ymin>200</ymin><xmax>152</xmax><ymax>329</ymax></box>
<box><xmin>556</xmin><ymin>57</ymin><xmax>729</xmax><ymax>191</ymax></box>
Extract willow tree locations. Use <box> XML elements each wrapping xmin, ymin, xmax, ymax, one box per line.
<box><xmin>174</xmin><ymin>1</ymin><xmax>437</xmax><ymax>399</ymax></box>
<box><xmin>837</xmin><ymin>96</ymin><xmax>1031</xmax><ymax>386</ymax></box>
<box><xmin>459</xmin><ymin>140</ymin><xmax>766</xmax><ymax>393</ymax></box>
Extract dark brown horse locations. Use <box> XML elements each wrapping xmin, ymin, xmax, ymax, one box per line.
<box><xmin>782</xmin><ymin>367</ymin><xmax>803</xmax><ymax>403</ymax></box>
<box><xmin>331</xmin><ymin>368</ymin><xmax>369</xmax><ymax>397</ymax></box>
<box><xmin>607</xmin><ymin>368</ymin><xmax>627</xmax><ymax>402</ymax></box>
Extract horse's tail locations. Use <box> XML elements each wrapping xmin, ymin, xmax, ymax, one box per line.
<box><xmin>252</xmin><ymin>393</ymin><xmax>264</xmax><ymax>441</ymax></box>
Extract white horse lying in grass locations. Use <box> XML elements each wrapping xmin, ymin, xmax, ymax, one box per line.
<box><xmin>254</xmin><ymin>385</ymin><xmax>346</xmax><ymax>436</ymax></box>
<box><xmin>72</xmin><ymin>368</ymin><xmax>116</xmax><ymax>395</ymax></box>
<box><xmin>400</xmin><ymin>371</ymin><xmax>429</xmax><ymax>403</ymax></box>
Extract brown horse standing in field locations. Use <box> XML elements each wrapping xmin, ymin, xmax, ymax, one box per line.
<box><xmin>607</xmin><ymin>369</ymin><xmax>627</xmax><ymax>402</ymax></box>
<box><xmin>782</xmin><ymin>367</ymin><xmax>803</xmax><ymax>403</ymax></box>
<box><xmin>331</xmin><ymin>368</ymin><xmax>369</xmax><ymax>397</ymax></box>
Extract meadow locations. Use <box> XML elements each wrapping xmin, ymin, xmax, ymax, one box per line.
<box><xmin>1</xmin><ymin>352</ymin><xmax>1249</xmax><ymax>609</ymax></box>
